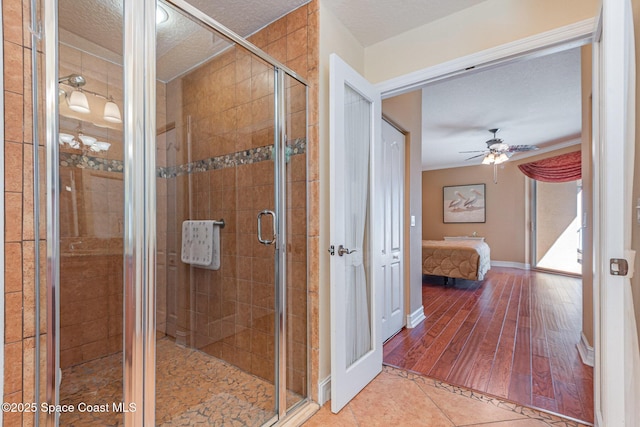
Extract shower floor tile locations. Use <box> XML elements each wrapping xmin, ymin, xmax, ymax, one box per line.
<box><xmin>60</xmin><ymin>338</ymin><xmax>297</xmax><ymax>426</ymax></box>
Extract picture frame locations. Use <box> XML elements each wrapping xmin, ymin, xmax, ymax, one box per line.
<box><xmin>443</xmin><ymin>183</ymin><xmax>486</xmax><ymax>223</ymax></box>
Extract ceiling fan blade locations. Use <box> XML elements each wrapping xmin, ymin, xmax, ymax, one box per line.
<box><xmin>465</xmin><ymin>153</ymin><xmax>485</xmax><ymax>160</ymax></box>
<box><xmin>507</xmin><ymin>144</ymin><xmax>539</xmax><ymax>152</ymax></box>
<box><xmin>459</xmin><ymin>150</ymin><xmax>486</xmax><ymax>153</ymax></box>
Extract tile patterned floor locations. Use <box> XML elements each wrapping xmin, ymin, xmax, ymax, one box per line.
<box><xmin>60</xmin><ymin>338</ymin><xmax>301</xmax><ymax>426</ymax></box>
<box><xmin>59</xmin><ymin>341</ymin><xmax>591</xmax><ymax>426</ymax></box>
<box><xmin>303</xmin><ymin>366</ymin><xmax>592</xmax><ymax>427</ymax></box>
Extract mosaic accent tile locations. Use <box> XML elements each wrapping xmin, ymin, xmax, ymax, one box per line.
<box><xmin>60</xmin><ymin>339</ymin><xmax>302</xmax><ymax>426</ymax></box>
<box><xmin>157</xmin><ymin>138</ymin><xmax>306</xmax><ymax>178</ymax></box>
<box><xmin>382</xmin><ymin>366</ymin><xmax>592</xmax><ymax>427</ymax></box>
<box><xmin>60</xmin><ymin>152</ymin><xmax>125</xmax><ymax>173</ymax></box>
<box><xmin>59</xmin><ymin>139</ymin><xmax>306</xmax><ymax>179</ymax></box>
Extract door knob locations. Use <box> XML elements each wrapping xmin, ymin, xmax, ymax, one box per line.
<box><xmin>337</xmin><ymin>245</ymin><xmax>356</xmax><ymax>256</ymax></box>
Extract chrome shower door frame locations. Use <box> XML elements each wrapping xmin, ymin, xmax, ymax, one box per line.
<box><xmin>122</xmin><ymin>0</ymin><xmax>157</xmax><ymax>425</ymax></box>
<box><xmin>43</xmin><ymin>0</ymin><xmax>158</xmax><ymax>424</ymax></box>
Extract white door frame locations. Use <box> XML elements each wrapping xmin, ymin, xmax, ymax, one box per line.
<box><xmin>376</xmin><ymin>19</ymin><xmax>595</xmax><ymax>99</ymax></box>
<box><xmin>591</xmin><ymin>1</ymin><xmax>636</xmax><ymax>426</ymax></box>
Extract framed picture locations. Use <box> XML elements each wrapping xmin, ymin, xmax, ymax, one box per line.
<box><xmin>443</xmin><ymin>184</ymin><xmax>486</xmax><ymax>223</ymax></box>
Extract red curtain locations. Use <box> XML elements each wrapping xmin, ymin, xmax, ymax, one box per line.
<box><xmin>517</xmin><ymin>150</ymin><xmax>581</xmax><ymax>182</ymax></box>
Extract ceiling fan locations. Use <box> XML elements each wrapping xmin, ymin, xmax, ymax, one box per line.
<box><xmin>461</xmin><ymin>128</ymin><xmax>539</xmax><ymax>164</ymax></box>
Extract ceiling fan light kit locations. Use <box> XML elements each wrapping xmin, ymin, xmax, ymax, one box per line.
<box><xmin>461</xmin><ymin>128</ymin><xmax>539</xmax><ymax>184</ymax></box>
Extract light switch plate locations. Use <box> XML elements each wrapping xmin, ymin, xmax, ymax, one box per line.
<box><xmin>410</xmin><ymin>215</ymin><xmax>416</xmax><ymax>227</ymax></box>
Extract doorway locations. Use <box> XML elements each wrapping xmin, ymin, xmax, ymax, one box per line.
<box><xmin>381</xmin><ymin>39</ymin><xmax>592</xmax><ymax>424</ymax></box>
<box><xmin>43</xmin><ymin>0</ymin><xmax>310</xmax><ymax>424</ymax></box>
<box><xmin>532</xmin><ymin>179</ymin><xmax>582</xmax><ymax>275</ymax></box>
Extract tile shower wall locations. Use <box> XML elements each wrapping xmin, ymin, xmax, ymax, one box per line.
<box><xmin>157</xmin><ymin>2</ymin><xmax>317</xmax><ymax>393</ymax></box>
<box><xmin>3</xmin><ymin>0</ymin><xmax>46</xmax><ymax>425</ymax></box>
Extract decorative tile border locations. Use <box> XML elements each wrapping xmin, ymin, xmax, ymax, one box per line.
<box><xmin>157</xmin><ymin>145</ymin><xmax>271</xmax><ymax>178</ymax></box>
<box><xmin>60</xmin><ymin>152</ymin><xmax>125</xmax><ymax>173</ymax></box>
<box><xmin>58</xmin><ymin>138</ymin><xmax>306</xmax><ymax>178</ymax></box>
<box><xmin>382</xmin><ymin>365</ymin><xmax>593</xmax><ymax>427</ymax></box>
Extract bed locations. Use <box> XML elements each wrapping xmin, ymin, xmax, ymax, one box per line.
<box><xmin>422</xmin><ymin>239</ymin><xmax>491</xmax><ymax>285</ymax></box>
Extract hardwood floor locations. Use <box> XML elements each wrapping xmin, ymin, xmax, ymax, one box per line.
<box><xmin>383</xmin><ymin>267</ymin><xmax>594</xmax><ymax>424</ymax></box>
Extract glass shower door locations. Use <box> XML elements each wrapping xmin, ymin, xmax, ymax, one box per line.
<box><xmin>44</xmin><ymin>0</ymin><xmax>308</xmax><ymax>424</ymax></box>
<box><xmin>56</xmin><ymin>0</ymin><xmax>125</xmax><ymax>425</ymax></box>
<box><xmin>155</xmin><ymin>2</ymin><xmax>279</xmax><ymax>424</ymax></box>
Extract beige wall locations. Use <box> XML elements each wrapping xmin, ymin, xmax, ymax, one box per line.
<box><xmin>422</xmin><ymin>163</ymin><xmax>528</xmax><ymax>263</ymax></box>
<box><xmin>580</xmin><ymin>44</ymin><xmax>594</xmax><ymax>346</ymax></box>
<box><xmin>382</xmin><ymin>92</ymin><xmax>424</xmax><ymax>319</ymax></box>
<box><xmin>364</xmin><ymin>0</ymin><xmax>599</xmax><ymax>83</ymax></box>
<box><xmin>422</xmin><ymin>146</ymin><xmax>582</xmax><ymax>265</ymax></box>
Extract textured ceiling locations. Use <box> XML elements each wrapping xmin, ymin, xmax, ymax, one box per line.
<box><xmin>58</xmin><ymin>0</ymin><xmax>309</xmax><ymax>81</ymax></box>
<box><xmin>421</xmin><ymin>47</ymin><xmax>582</xmax><ymax>170</ymax></box>
<box><xmin>322</xmin><ymin>0</ymin><xmax>486</xmax><ymax>46</ymax></box>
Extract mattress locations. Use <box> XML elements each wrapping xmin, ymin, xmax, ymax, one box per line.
<box><xmin>422</xmin><ymin>239</ymin><xmax>491</xmax><ymax>281</ymax></box>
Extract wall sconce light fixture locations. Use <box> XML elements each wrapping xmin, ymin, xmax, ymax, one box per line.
<box><xmin>59</xmin><ymin>73</ymin><xmax>122</xmax><ymax>124</ymax></box>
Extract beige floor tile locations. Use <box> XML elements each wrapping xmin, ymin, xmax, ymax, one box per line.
<box><xmin>302</xmin><ymin>405</ymin><xmax>359</xmax><ymax>426</ymax></box>
<box><xmin>462</xmin><ymin>419</ymin><xmax>560</xmax><ymax>427</ymax></box>
<box><xmin>417</xmin><ymin>381</ymin><xmax>529</xmax><ymax>426</ymax></box>
<box><xmin>346</xmin><ymin>372</ymin><xmax>455</xmax><ymax>427</ymax></box>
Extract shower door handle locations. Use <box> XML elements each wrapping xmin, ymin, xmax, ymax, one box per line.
<box><xmin>257</xmin><ymin>210</ymin><xmax>276</xmax><ymax>245</ymax></box>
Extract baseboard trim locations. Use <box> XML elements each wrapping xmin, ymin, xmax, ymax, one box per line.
<box><xmin>406</xmin><ymin>306</ymin><xmax>426</xmax><ymax>328</ymax></box>
<box><xmin>577</xmin><ymin>332</ymin><xmax>595</xmax><ymax>367</ymax></box>
<box><xmin>595</xmin><ymin>410</ymin><xmax>604</xmax><ymax>427</ymax></box>
<box><xmin>318</xmin><ymin>376</ymin><xmax>331</xmax><ymax>406</ymax></box>
<box><xmin>491</xmin><ymin>260</ymin><xmax>531</xmax><ymax>270</ymax></box>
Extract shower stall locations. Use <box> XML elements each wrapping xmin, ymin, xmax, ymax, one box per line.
<box><xmin>38</xmin><ymin>0</ymin><xmax>310</xmax><ymax>425</ymax></box>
